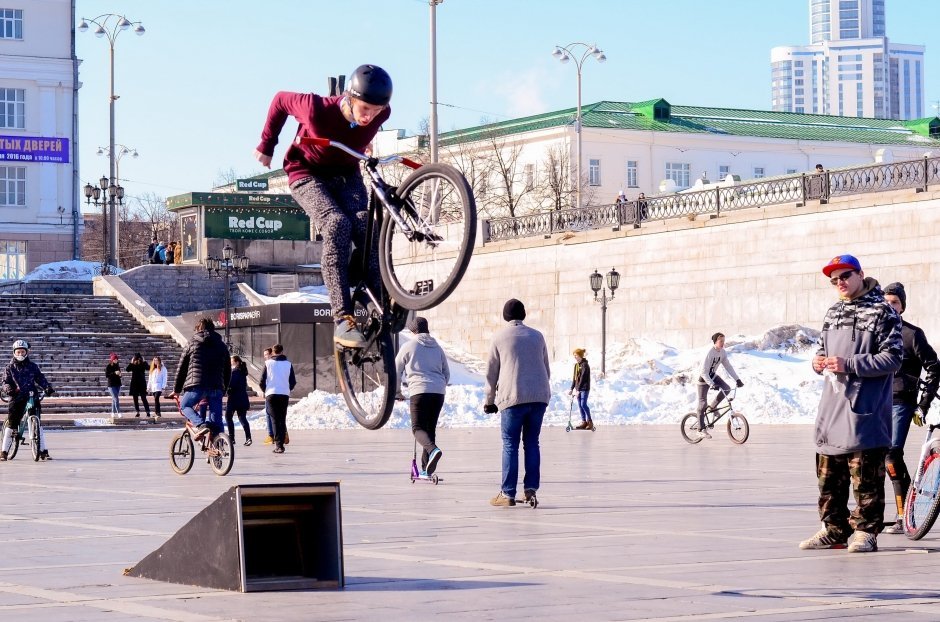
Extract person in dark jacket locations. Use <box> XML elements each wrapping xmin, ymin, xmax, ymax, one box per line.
<box><xmin>173</xmin><ymin>317</ymin><xmax>231</xmax><ymax>438</ymax></box>
<box><xmin>800</xmin><ymin>254</ymin><xmax>902</xmax><ymax>554</ymax></box>
<box><xmin>1</xmin><ymin>339</ymin><xmax>54</xmax><ymax>461</ymax></box>
<box><xmin>395</xmin><ymin>317</ymin><xmax>450</xmax><ymax>475</ymax></box>
<box><xmin>881</xmin><ymin>282</ymin><xmax>940</xmax><ymax>534</ymax></box>
<box><xmin>260</xmin><ymin>344</ymin><xmax>296</xmax><ymax>453</ymax></box>
<box><xmin>126</xmin><ymin>353</ymin><xmax>151</xmax><ymax>418</ymax></box>
<box><xmin>105</xmin><ymin>353</ymin><xmax>122</xmax><ymax>417</ymax></box>
<box><xmin>569</xmin><ymin>348</ymin><xmax>593</xmax><ymax>429</ymax></box>
<box><xmin>225</xmin><ymin>355</ymin><xmax>253</xmax><ymax>446</ymax></box>
<box><xmin>146</xmin><ymin>237</ymin><xmax>157</xmax><ymax>264</ymax></box>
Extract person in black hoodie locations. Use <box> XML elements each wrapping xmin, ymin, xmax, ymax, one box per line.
<box><xmin>881</xmin><ymin>282</ymin><xmax>940</xmax><ymax>534</ymax></box>
<box><xmin>105</xmin><ymin>353</ymin><xmax>122</xmax><ymax>418</ymax></box>
<box><xmin>173</xmin><ymin>317</ymin><xmax>231</xmax><ymax>438</ymax></box>
<box><xmin>1</xmin><ymin>339</ymin><xmax>54</xmax><ymax>460</ymax></box>
<box><xmin>225</xmin><ymin>355</ymin><xmax>252</xmax><ymax>446</ymax></box>
<box><xmin>126</xmin><ymin>353</ymin><xmax>151</xmax><ymax>418</ymax></box>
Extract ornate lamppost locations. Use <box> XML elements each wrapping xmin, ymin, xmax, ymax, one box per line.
<box><xmin>78</xmin><ymin>13</ymin><xmax>145</xmax><ymax>268</ymax></box>
<box><xmin>206</xmin><ymin>245</ymin><xmax>250</xmax><ymax>352</ymax></box>
<box><xmin>589</xmin><ymin>267</ymin><xmax>620</xmax><ymax>377</ymax></box>
<box><xmin>83</xmin><ymin>176</ymin><xmax>124</xmax><ymax>275</ymax></box>
<box><xmin>96</xmin><ymin>144</ymin><xmax>138</xmax><ymax>186</ymax></box>
<box><xmin>552</xmin><ymin>42</ymin><xmax>606</xmax><ymax>210</ymax></box>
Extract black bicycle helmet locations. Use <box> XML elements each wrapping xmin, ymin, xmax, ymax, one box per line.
<box><xmin>348</xmin><ymin>65</ymin><xmax>393</xmax><ymax>106</ymax></box>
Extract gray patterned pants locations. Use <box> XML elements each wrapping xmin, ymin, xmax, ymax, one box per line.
<box><xmin>290</xmin><ymin>173</ymin><xmax>381</xmax><ymax>318</ymax></box>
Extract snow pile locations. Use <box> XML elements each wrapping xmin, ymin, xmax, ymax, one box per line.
<box><xmin>22</xmin><ymin>260</ymin><xmax>123</xmax><ymax>282</ymax></box>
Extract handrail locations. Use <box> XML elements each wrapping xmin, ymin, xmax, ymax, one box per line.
<box><xmin>484</xmin><ymin>155</ymin><xmax>940</xmax><ymax>243</ymax></box>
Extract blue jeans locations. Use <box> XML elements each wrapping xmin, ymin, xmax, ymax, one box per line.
<box><xmin>108</xmin><ymin>386</ymin><xmax>121</xmax><ymax>415</ymax></box>
<box><xmin>891</xmin><ymin>402</ymin><xmax>916</xmax><ymax>450</ymax></box>
<box><xmin>500</xmin><ymin>402</ymin><xmax>546</xmax><ymax>497</ymax></box>
<box><xmin>577</xmin><ymin>390</ymin><xmax>591</xmax><ymax>421</ymax></box>
<box><xmin>180</xmin><ymin>388</ymin><xmax>224</xmax><ymax>433</ymax></box>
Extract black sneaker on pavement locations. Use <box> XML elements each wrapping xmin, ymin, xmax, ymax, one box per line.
<box><xmin>0</xmin><ymin>451</ymin><xmax>7</xmax><ymax>461</ymax></box>
<box><xmin>40</xmin><ymin>450</ymin><xmax>51</xmax><ymax>461</ymax></box>
<box><xmin>523</xmin><ymin>489</ymin><xmax>539</xmax><ymax>508</ymax></box>
<box><xmin>426</xmin><ymin>447</ymin><xmax>443</xmax><ymax>475</ymax></box>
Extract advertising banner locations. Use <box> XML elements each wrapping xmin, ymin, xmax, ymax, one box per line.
<box><xmin>0</xmin><ymin>135</ymin><xmax>69</xmax><ymax>163</ymax></box>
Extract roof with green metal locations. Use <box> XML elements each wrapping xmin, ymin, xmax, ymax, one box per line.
<box><xmin>439</xmin><ymin>100</ymin><xmax>940</xmax><ymax>147</ymax></box>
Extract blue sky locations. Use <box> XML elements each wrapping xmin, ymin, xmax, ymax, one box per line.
<box><xmin>74</xmin><ymin>0</ymin><xmax>940</xmax><ymax>206</ymax></box>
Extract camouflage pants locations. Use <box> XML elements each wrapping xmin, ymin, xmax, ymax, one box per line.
<box><xmin>815</xmin><ymin>449</ymin><xmax>887</xmax><ymax>536</ymax></box>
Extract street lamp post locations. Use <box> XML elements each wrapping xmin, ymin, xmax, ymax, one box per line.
<box><xmin>205</xmin><ymin>245</ymin><xmax>250</xmax><ymax>352</ymax></box>
<box><xmin>97</xmin><ymin>144</ymin><xmax>138</xmax><ymax>186</ymax></box>
<box><xmin>83</xmin><ymin>176</ymin><xmax>124</xmax><ymax>274</ymax></box>
<box><xmin>78</xmin><ymin>13</ymin><xmax>145</xmax><ymax>269</ymax></box>
<box><xmin>589</xmin><ymin>267</ymin><xmax>620</xmax><ymax>377</ymax></box>
<box><xmin>552</xmin><ymin>42</ymin><xmax>606</xmax><ymax>210</ymax></box>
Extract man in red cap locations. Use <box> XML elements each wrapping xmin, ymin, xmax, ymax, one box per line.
<box><xmin>800</xmin><ymin>254</ymin><xmax>902</xmax><ymax>553</ymax></box>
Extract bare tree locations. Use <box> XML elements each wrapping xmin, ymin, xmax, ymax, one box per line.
<box><xmin>532</xmin><ymin>144</ymin><xmax>573</xmax><ymax>212</ymax></box>
<box><xmin>443</xmin><ymin>138</ymin><xmax>497</xmax><ymax>219</ymax></box>
<box><xmin>479</xmin><ymin>131</ymin><xmax>535</xmax><ymax>219</ymax></box>
<box><xmin>131</xmin><ymin>191</ymin><xmax>177</xmax><ymax>243</ymax></box>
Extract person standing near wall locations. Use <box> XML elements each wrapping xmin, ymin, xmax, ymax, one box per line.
<box><xmin>881</xmin><ymin>282</ymin><xmax>940</xmax><ymax>534</ymax></box>
<box><xmin>261</xmin><ymin>344</ymin><xmax>296</xmax><ymax>454</ymax></box>
<box><xmin>800</xmin><ymin>254</ymin><xmax>902</xmax><ymax>553</ymax></box>
<box><xmin>484</xmin><ymin>299</ymin><xmax>551</xmax><ymax>508</ymax></box>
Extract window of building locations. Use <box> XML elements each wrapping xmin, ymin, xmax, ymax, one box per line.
<box><xmin>626</xmin><ymin>160</ymin><xmax>638</xmax><ymax>188</ymax></box>
<box><xmin>588</xmin><ymin>159</ymin><xmax>601</xmax><ymax>186</ymax></box>
<box><xmin>786</xmin><ymin>168</ymin><xmax>798</xmax><ymax>174</ymax></box>
<box><xmin>665</xmin><ymin>162</ymin><xmax>690</xmax><ymax>188</ymax></box>
<box><xmin>0</xmin><ymin>88</ymin><xmax>24</xmax><ymax>129</ymax></box>
<box><xmin>0</xmin><ymin>166</ymin><xmax>25</xmax><ymax>205</ymax></box>
<box><xmin>524</xmin><ymin>163</ymin><xmax>534</xmax><ymax>191</ymax></box>
<box><xmin>753</xmin><ymin>167</ymin><xmax>765</xmax><ymax>179</ymax></box>
<box><xmin>718</xmin><ymin>164</ymin><xmax>731</xmax><ymax>181</ymax></box>
<box><xmin>0</xmin><ymin>8</ymin><xmax>22</xmax><ymax>40</ymax></box>
<box><xmin>0</xmin><ymin>240</ymin><xmax>25</xmax><ymax>280</ymax></box>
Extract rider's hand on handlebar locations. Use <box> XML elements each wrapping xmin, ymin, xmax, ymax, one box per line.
<box><xmin>253</xmin><ymin>149</ymin><xmax>272</xmax><ymax>169</ymax></box>
<box><xmin>44</xmin><ymin>386</ymin><xmax>55</xmax><ymax>397</ymax></box>
<box><xmin>736</xmin><ymin>379</ymin><xmax>744</xmax><ymax>388</ymax></box>
<box><xmin>2</xmin><ymin>384</ymin><xmax>15</xmax><ymax>395</ymax></box>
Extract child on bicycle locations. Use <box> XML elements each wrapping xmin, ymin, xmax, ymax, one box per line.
<box><xmin>254</xmin><ymin>64</ymin><xmax>393</xmax><ymax>349</ymax></box>
<box><xmin>696</xmin><ymin>332</ymin><xmax>743</xmax><ymax>439</ymax></box>
<box><xmin>1</xmin><ymin>339</ymin><xmax>55</xmax><ymax>461</ymax></box>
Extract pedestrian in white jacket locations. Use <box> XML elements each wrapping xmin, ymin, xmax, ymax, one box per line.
<box><xmin>147</xmin><ymin>356</ymin><xmax>167</xmax><ymax>419</ymax></box>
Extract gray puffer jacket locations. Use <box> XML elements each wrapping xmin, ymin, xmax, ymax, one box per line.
<box><xmin>814</xmin><ymin>278</ymin><xmax>903</xmax><ymax>455</ymax></box>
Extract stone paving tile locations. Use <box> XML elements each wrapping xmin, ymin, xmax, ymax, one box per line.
<box><xmin>1</xmin><ymin>426</ymin><xmax>940</xmax><ymax>621</ymax></box>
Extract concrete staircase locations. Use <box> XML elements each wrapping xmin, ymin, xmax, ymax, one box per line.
<box><xmin>0</xmin><ymin>294</ymin><xmax>184</xmax><ymax>416</ymax></box>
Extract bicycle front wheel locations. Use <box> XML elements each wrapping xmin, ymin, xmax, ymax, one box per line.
<box><xmin>680</xmin><ymin>413</ymin><xmax>704</xmax><ymax>444</ymax></box>
<box><xmin>726</xmin><ymin>412</ymin><xmax>750</xmax><ymax>444</ymax></box>
<box><xmin>380</xmin><ymin>163</ymin><xmax>476</xmax><ymax>311</ymax></box>
<box><xmin>169</xmin><ymin>432</ymin><xmax>195</xmax><ymax>475</ymax></box>
<box><xmin>209</xmin><ymin>434</ymin><xmax>234</xmax><ymax>476</ymax></box>
<box><xmin>7</xmin><ymin>427</ymin><xmax>20</xmax><ymax>460</ymax></box>
<box><xmin>334</xmin><ymin>304</ymin><xmax>396</xmax><ymax>430</ymax></box>
<box><xmin>904</xmin><ymin>452</ymin><xmax>940</xmax><ymax>540</ymax></box>
<box><xmin>28</xmin><ymin>415</ymin><xmax>40</xmax><ymax>461</ymax></box>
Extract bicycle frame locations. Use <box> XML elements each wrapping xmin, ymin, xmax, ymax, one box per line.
<box><xmin>704</xmin><ymin>387</ymin><xmax>737</xmax><ymax>426</ymax></box>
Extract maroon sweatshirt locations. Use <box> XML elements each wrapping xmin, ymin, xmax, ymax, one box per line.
<box><xmin>256</xmin><ymin>92</ymin><xmax>391</xmax><ymax>185</ymax></box>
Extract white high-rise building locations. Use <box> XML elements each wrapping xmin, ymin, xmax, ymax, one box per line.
<box><xmin>771</xmin><ymin>0</ymin><xmax>925</xmax><ymax>119</ymax></box>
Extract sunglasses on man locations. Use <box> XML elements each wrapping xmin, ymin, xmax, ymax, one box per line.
<box><xmin>829</xmin><ymin>270</ymin><xmax>856</xmax><ymax>285</ymax></box>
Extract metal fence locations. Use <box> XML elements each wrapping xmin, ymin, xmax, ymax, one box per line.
<box><xmin>483</xmin><ymin>155</ymin><xmax>940</xmax><ymax>243</ymax></box>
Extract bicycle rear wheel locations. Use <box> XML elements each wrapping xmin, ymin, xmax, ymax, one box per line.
<box><xmin>904</xmin><ymin>452</ymin><xmax>940</xmax><ymax>540</ymax></box>
<box><xmin>334</xmin><ymin>303</ymin><xmax>396</xmax><ymax>430</ymax></box>
<box><xmin>726</xmin><ymin>412</ymin><xmax>750</xmax><ymax>444</ymax></box>
<box><xmin>680</xmin><ymin>413</ymin><xmax>704</xmax><ymax>444</ymax></box>
<box><xmin>28</xmin><ymin>415</ymin><xmax>40</xmax><ymax>461</ymax></box>
<box><xmin>209</xmin><ymin>434</ymin><xmax>234</xmax><ymax>476</ymax></box>
<box><xmin>169</xmin><ymin>432</ymin><xmax>195</xmax><ymax>475</ymax></box>
<box><xmin>379</xmin><ymin>163</ymin><xmax>476</xmax><ymax>311</ymax></box>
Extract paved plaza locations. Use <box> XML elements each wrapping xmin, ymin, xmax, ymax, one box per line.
<box><xmin>2</xmin><ymin>424</ymin><xmax>940</xmax><ymax>621</ymax></box>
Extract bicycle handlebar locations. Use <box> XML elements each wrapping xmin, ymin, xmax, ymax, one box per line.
<box><xmin>294</xmin><ymin>136</ymin><xmax>421</xmax><ymax>170</ymax></box>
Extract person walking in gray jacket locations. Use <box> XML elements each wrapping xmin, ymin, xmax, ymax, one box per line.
<box><xmin>800</xmin><ymin>254</ymin><xmax>902</xmax><ymax>553</ymax></box>
<box><xmin>484</xmin><ymin>299</ymin><xmax>551</xmax><ymax>508</ymax></box>
<box><xmin>395</xmin><ymin>316</ymin><xmax>450</xmax><ymax>476</ymax></box>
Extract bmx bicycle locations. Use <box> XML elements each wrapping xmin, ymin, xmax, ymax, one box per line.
<box><xmin>680</xmin><ymin>387</ymin><xmax>750</xmax><ymax>445</ymax></box>
<box><xmin>0</xmin><ymin>387</ymin><xmax>45</xmax><ymax>461</ymax></box>
<box><xmin>902</xmin><ymin>380</ymin><xmax>940</xmax><ymax>540</ymax></box>
<box><xmin>168</xmin><ymin>395</ymin><xmax>234</xmax><ymax>476</ymax></box>
<box><xmin>295</xmin><ymin>136</ymin><xmax>476</xmax><ymax>431</ymax></box>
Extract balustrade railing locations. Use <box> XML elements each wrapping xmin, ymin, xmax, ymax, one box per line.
<box><xmin>483</xmin><ymin>155</ymin><xmax>940</xmax><ymax>243</ymax></box>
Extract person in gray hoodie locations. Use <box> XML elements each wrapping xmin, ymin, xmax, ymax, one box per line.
<box><xmin>484</xmin><ymin>299</ymin><xmax>551</xmax><ymax>508</ymax></box>
<box><xmin>395</xmin><ymin>316</ymin><xmax>450</xmax><ymax>476</ymax></box>
<box><xmin>800</xmin><ymin>254</ymin><xmax>902</xmax><ymax>554</ymax></box>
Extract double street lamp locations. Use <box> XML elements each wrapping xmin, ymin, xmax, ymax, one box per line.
<box><xmin>206</xmin><ymin>245</ymin><xmax>250</xmax><ymax>351</ymax></box>
<box><xmin>589</xmin><ymin>267</ymin><xmax>620</xmax><ymax>377</ymax></box>
<box><xmin>552</xmin><ymin>42</ymin><xmax>606</xmax><ymax>210</ymax></box>
<box><xmin>96</xmin><ymin>144</ymin><xmax>138</xmax><ymax>186</ymax></box>
<box><xmin>78</xmin><ymin>13</ymin><xmax>145</xmax><ymax>269</ymax></box>
<box><xmin>82</xmin><ymin>176</ymin><xmax>124</xmax><ymax>274</ymax></box>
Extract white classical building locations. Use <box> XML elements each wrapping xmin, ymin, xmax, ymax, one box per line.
<box><xmin>771</xmin><ymin>0</ymin><xmax>925</xmax><ymax>119</ymax></box>
<box><xmin>0</xmin><ymin>0</ymin><xmax>78</xmax><ymax>279</ymax></box>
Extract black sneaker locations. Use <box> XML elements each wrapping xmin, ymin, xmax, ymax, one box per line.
<box><xmin>273</xmin><ymin>443</ymin><xmax>285</xmax><ymax>454</ymax></box>
<box><xmin>0</xmin><ymin>451</ymin><xmax>7</xmax><ymax>461</ymax></box>
<box><xmin>523</xmin><ymin>489</ymin><xmax>538</xmax><ymax>508</ymax></box>
<box><xmin>192</xmin><ymin>423</ymin><xmax>211</xmax><ymax>441</ymax></box>
<box><xmin>426</xmin><ymin>447</ymin><xmax>443</xmax><ymax>475</ymax></box>
<box><xmin>244</xmin><ymin>438</ymin><xmax>253</xmax><ymax>447</ymax></box>
<box><xmin>39</xmin><ymin>450</ymin><xmax>51</xmax><ymax>461</ymax></box>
